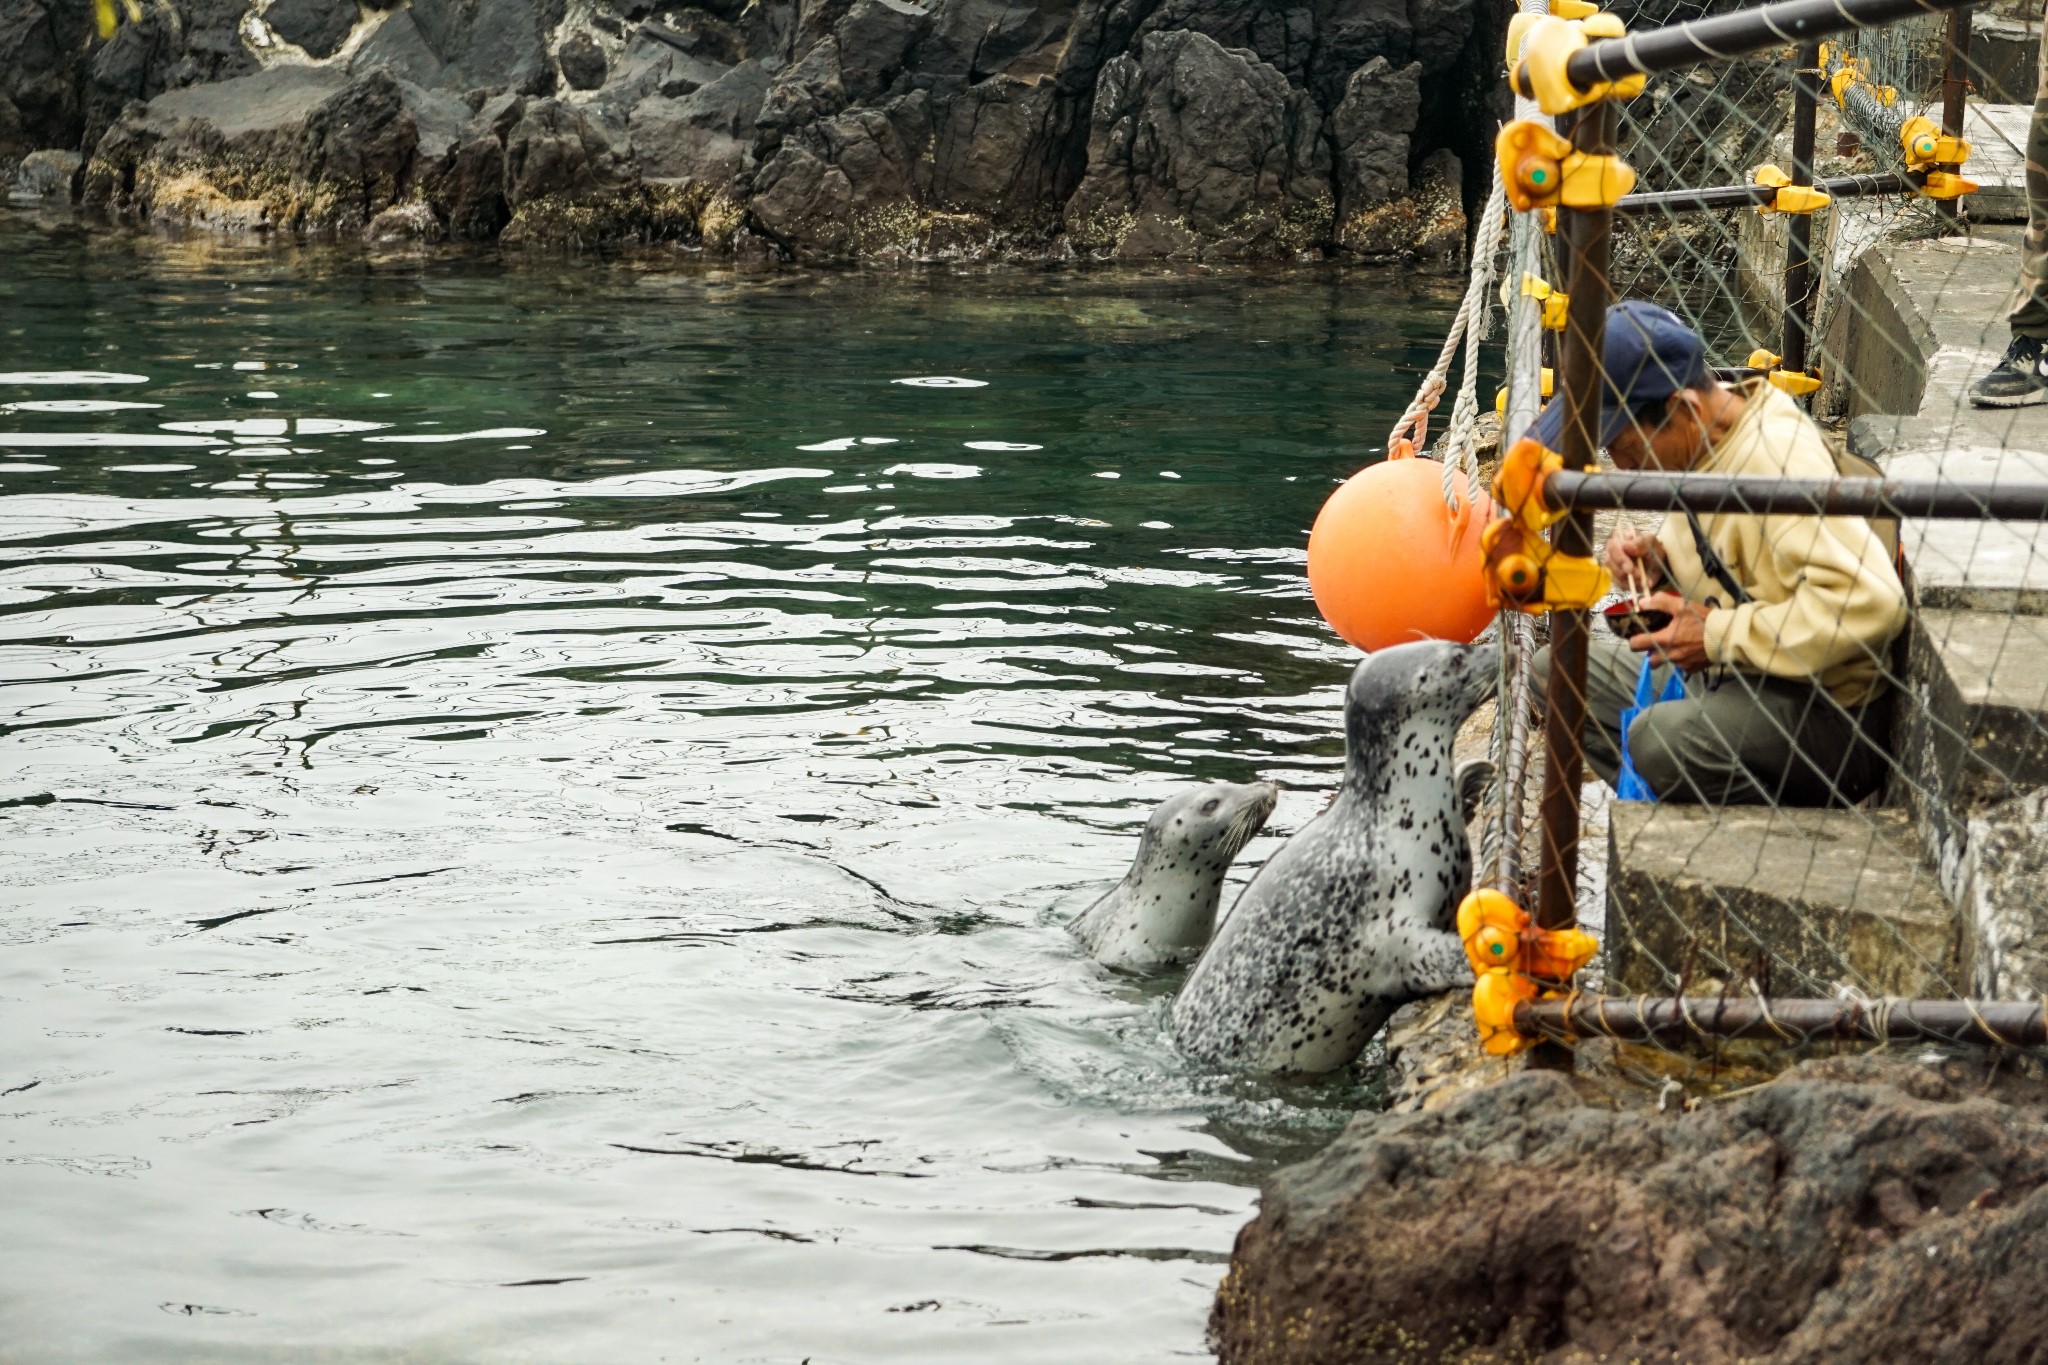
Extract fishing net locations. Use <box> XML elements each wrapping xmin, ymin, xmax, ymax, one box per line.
<box><xmin>1433</xmin><ymin>0</ymin><xmax>2048</xmax><ymax>1071</ymax></box>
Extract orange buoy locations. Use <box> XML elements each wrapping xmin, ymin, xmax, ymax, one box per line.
<box><xmin>1307</xmin><ymin>456</ymin><xmax>1496</xmax><ymax>653</ymax></box>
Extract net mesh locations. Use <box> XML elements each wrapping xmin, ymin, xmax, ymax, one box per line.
<box><xmin>1451</xmin><ymin>0</ymin><xmax>2048</xmax><ymax>1074</ymax></box>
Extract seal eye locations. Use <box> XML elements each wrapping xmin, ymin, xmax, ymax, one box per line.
<box><xmin>1200</xmin><ymin>799</ymin><xmax>1221</xmax><ymax>815</ymax></box>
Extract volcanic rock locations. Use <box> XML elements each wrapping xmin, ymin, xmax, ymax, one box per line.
<box><xmin>1213</xmin><ymin>1054</ymin><xmax>2048</xmax><ymax>1364</ymax></box>
<box><xmin>1064</xmin><ymin>29</ymin><xmax>1331</xmax><ymax>260</ymax></box>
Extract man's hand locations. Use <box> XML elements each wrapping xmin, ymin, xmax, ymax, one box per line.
<box><xmin>1603</xmin><ymin>524</ymin><xmax>1666</xmax><ymax>594</ymax></box>
<box><xmin>1630</xmin><ymin>591</ymin><xmax>1713</xmax><ymax>672</ymax></box>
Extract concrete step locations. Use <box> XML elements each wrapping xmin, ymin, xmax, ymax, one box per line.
<box><xmin>1972</xmin><ymin>14</ymin><xmax>2040</xmax><ymax>105</ymax></box>
<box><xmin>1605</xmin><ymin>803</ymin><xmax>1958</xmax><ymax>998</ymax></box>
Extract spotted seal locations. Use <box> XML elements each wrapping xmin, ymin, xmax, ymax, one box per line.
<box><xmin>1172</xmin><ymin>640</ymin><xmax>1492</xmax><ymax>1075</ymax></box>
<box><xmin>1069</xmin><ymin>780</ymin><xmax>1279</xmax><ymax>969</ymax></box>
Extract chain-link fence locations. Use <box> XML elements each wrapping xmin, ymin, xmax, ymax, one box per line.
<box><xmin>1429</xmin><ymin>0</ymin><xmax>2048</xmax><ymax>1073</ymax></box>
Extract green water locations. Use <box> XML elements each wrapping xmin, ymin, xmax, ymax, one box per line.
<box><xmin>0</xmin><ymin>214</ymin><xmax>1458</xmax><ymax>1363</ymax></box>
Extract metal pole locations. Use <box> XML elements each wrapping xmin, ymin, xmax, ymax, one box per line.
<box><xmin>1517</xmin><ymin>994</ymin><xmax>2048</xmax><ymax>1047</ymax></box>
<box><xmin>1937</xmin><ymin>6</ymin><xmax>1972</xmax><ymax>229</ymax></box>
<box><xmin>1782</xmin><ymin>43</ymin><xmax>1822</xmax><ymax>376</ymax></box>
<box><xmin>1536</xmin><ymin>102</ymin><xmax>1613</xmax><ymax>997</ymax></box>
<box><xmin>1543</xmin><ymin>468</ymin><xmax>2048</xmax><ymax>518</ymax></box>
<box><xmin>1615</xmin><ymin>172</ymin><xmax>1918</xmax><ymax>215</ymax></box>
<box><xmin>1527</xmin><ymin>0</ymin><xmax>1974</xmax><ymax>97</ymax></box>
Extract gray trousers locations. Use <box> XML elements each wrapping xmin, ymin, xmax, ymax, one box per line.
<box><xmin>2010</xmin><ymin>34</ymin><xmax>2048</xmax><ymax>337</ymax></box>
<box><xmin>1533</xmin><ymin>636</ymin><xmax>1890</xmax><ymax>806</ymax></box>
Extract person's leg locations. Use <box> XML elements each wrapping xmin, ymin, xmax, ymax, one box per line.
<box><xmin>1531</xmin><ymin>636</ymin><xmax>1676</xmax><ymax>787</ymax></box>
<box><xmin>1625</xmin><ymin>673</ymin><xmax>1886</xmax><ymax>806</ymax></box>
<box><xmin>1972</xmin><ymin>41</ymin><xmax>2048</xmax><ymax>406</ymax></box>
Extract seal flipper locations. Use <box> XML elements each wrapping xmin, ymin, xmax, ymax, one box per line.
<box><xmin>1454</xmin><ymin>757</ymin><xmax>1494</xmax><ymax>829</ymax></box>
<box><xmin>1402</xmin><ymin>927</ymin><xmax>1474</xmax><ymax>996</ymax></box>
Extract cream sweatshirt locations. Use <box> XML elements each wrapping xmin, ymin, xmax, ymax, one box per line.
<box><xmin>1651</xmin><ymin>380</ymin><xmax>1906</xmax><ymax>707</ymax></box>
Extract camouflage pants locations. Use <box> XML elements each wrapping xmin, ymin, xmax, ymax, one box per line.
<box><xmin>2009</xmin><ymin>33</ymin><xmax>2048</xmax><ymax>336</ymax></box>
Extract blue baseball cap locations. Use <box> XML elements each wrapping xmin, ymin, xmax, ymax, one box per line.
<box><xmin>1525</xmin><ymin>300</ymin><xmax>1713</xmax><ymax>451</ymax></box>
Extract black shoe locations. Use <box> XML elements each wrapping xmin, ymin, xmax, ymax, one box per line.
<box><xmin>1970</xmin><ymin>334</ymin><xmax>2048</xmax><ymax>407</ymax></box>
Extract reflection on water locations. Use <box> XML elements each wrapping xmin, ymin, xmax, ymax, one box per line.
<box><xmin>0</xmin><ymin>216</ymin><xmax>1456</xmax><ymax>1363</ymax></box>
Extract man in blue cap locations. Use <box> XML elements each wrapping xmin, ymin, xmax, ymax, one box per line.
<box><xmin>1530</xmin><ymin>301</ymin><xmax>1907</xmax><ymax>805</ymax></box>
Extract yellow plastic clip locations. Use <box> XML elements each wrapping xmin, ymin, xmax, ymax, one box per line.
<box><xmin>1481</xmin><ymin>437</ymin><xmax>1613</xmax><ymax>612</ymax></box>
<box><xmin>1492</xmin><ymin>367</ymin><xmax>1555</xmax><ymax>417</ymax></box>
<box><xmin>1458</xmin><ymin>888</ymin><xmax>1600</xmax><ymax>1056</ymax></box>
<box><xmin>1898</xmin><ymin>116</ymin><xmax>1968</xmax><ymax>170</ymax></box>
<box><xmin>93</xmin><ymin>0</ymin><xmax>117</xmax><ymax>37</ymax></box>
<box><xmin>1495</xmin><ymin>120</ymin><xmax>1636</xmax><ymax>213</ymax></box>
<box><xmin>1746</xmin><ymin>348</ymin><xmax>1821</xmax><ymax>396</ymax></box>
<box><xmin>1510</xmin><ymin>14</ymin><xmax>1648</xmax><ymax>116</ymax></box>
<box><xmin>1550</xmin><ymin>0</ymin><xmax>1598</xmax><ymax>15</ymax></box>
<box><xmin>1521</xmin><ymin>275</ymin><xmax>1569</xmax><ymax>330</ymax></box>
<box><xmin>1918</xmin><ymin>170</ymin><xmax>1978</xmax><ymax>201</ymax></box>
<box><xmin>1750</xmin><ymin>164</ymin><xmax>1830</xmax><ymax>215</ymax></box>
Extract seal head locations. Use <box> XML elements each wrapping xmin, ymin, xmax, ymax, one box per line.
<box><xmin>1172</xmin><ymin>640</ymin><xmax>1493</xmax><ymax>1075</ymax></box>
<box><xmin>1070</xmin><ymin>780</ymin><xmax>1279</xmax><ymax>969</ymax></box>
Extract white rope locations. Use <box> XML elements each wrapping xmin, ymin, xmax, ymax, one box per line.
<box><xmin>1383</xmin><ymin>175</ymin><xmax>1509</xmax><ymax>519</ymax></box>
<box><xmin>1435</xmin><ymin>177</ymin><xmax>1509</xmax><ymax>515</ymax></box>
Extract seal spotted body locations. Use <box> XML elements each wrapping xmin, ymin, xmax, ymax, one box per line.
<box><xmin>1172</xmin><ymin>640</ymin><xmax>1491</xmax><ymax>1075</ymax></box>
<box><xmin>1070</xmin><ymin>781</ymin><xmax>1278</xmax><ymax>969</ymax></box>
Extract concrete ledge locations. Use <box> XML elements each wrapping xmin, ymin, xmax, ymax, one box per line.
<box><xmin>1832</xmin><ymin>235</ymin><xmax>2048</xmax><ymax>611</ymax></box>
<box><xmin>1606</xmin><ymin>803</ymin><xmax>1957</xmax><ymax>997</ymax></box>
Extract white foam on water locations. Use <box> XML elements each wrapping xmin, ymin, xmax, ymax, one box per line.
<box><xmin>0</xmin><ymin>463</ymin><xmax>59</xmax><ymax>472</ymax></box>
<box><xmin>0</xmin><ymin>371</ymin><xmax>150</xmax><ymax>384</ymax></box>
<box><xmin>859</xmin><ymin>437</ymin><xmax>898</xmax><ymax>445</ymax></box>
<box><xmin>163</xmin><ymin>418</ymin><xmax>288</xmax><ymax>436</ymax></box>
<box><xmin>106</xmin><ymin>464</ymin><xmax>197</xmax><ymax>473</ymax></box>
<box><xmin>882</xmin><ymin>463</ymin><xmax>981</xmax><ymax>479</ymax></box>
<box><xmin>797</xmin><ymin>437</ymin><xmax>861</xmax><ymax>451</ymax></box>
<box><xmin>963</xmin><ymin>441</ymin><xmax>1041</xmax><ymax>451</ymax></box>
<box><xmin>246</xmin><ymin>391</ymin><xmax>280</xmax><ymax>399</ymax></box>
<box><xmin>1</xmin><ymin>400</ymin><xmax>162</xmax><ymax>413</ymax></box>
<box><xmin>1094</xmin><ymin>471</ymin><xmax>1120</xmax><ymax>479</ymax></box>
<box><xmin>296</xmin><ymin>418</ymin><xmax>391</xmax><ymax>435</ymax></box>
<box><xmin>232</xmin><ymin>361</ymin><xmax>268</xmax><ymax>371</ymax></box>
<box><xmin>0</xmin><ymin>432</ymin><xmax>224</xmax><ymax>447</ymax></box>
<box><xmin>1141</xmin><ymin>521</ymin><xmax>1172</xmax><ymax>529</ymax></box>
<box><xmin>1160</xmin><ymin>471</ymin><xmax>1181</xmax><ymax>479</ymax></box>
<box><xmin>362</xmin><ymin>427</ymin><xmax>547</xmax><ymax>444</ymax></box>
<box><xmin>891</xmin><ymin>376</ymin><xmax>986</xmax><ymax>388</ymax></box>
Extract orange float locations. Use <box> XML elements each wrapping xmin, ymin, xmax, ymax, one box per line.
<box><xmin>1307</xmin><ymin>452</ymin><xmax>1496</xmax><ymax>653</ymax></box>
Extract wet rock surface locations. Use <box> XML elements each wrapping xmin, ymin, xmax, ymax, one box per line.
<box><xmin>6</xmin><ymin>0</ymin><xmax>1506</xmax><ymax>259</ymax></box>
<box><xmin>1214</xmin><ymin>1052</ymin><xmax>2048</xmax><ymax>1365</ymax></box>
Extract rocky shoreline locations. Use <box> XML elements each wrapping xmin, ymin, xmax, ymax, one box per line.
<box><xmin>2</xmin><ymin>0</ymin><xmax>1501</xmax><ymax>263</ymax></box>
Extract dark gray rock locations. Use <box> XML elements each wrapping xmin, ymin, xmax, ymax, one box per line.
<box><xmin>1329</xmin><ymin>55</ymin><xmax>1417</xmax><ymax>217</ymax></box>
<box><xmin>348</xmin><ymin>10</ymin><xmax>451</xmax><ymax>86</ymax></box>
<box><xmin>503</xmin><ymin>96</ymin><xmax>618</xmax><ymax>204</ymax></box>
<box><xmin>628</xmin><ymin>57</ymin><xmax>768</xmax><ymax>183</ymax></box>
<box><xmin>1062</xmin><ymin>29</ymin><xmax>1331</xmax><ymax>260</ymax></box>
<box><xmin>833</xmin><ymin>0</ymin><xmax>929</xmax><ymax>103</ymax></box>
<box><xmin>1214</xmin><ymin>1055</ymin><xmax>2048</xmax><ymax>1365</ymax></box>
<box><xmin>264</xmin><ymin>0</ymin><xmax>361</xmax><ymax>58</ymax></box>
<box><xmin>7</xmin><ymin>147</ymin><xmax>79</xmax><ymax>201</ymax></box>
<box><xmin>597</xmin><ymin>26</ymin><xmax>736</xmax><ymax>109</ymax></box>
<box><xmin>1134</xmin><ymin>0</ymin><xmax>1317</xmax><ymax>90</ymax></box>
<box><xmin>750</xmin><ymin>141</ymin><xmax>853</xmax><ymax>253</ymax></box>
<box><xmin>432</xmin><ymin>132</ymin><xmax>509</xmax><ymax>235</ymax></box>
<box><xmin>917</xmin><ymin>0</ymin><xmax>1071</xmax><ymax>84</ymax></box>
<box><xmin>81</xmin><ymin>66</ymin><xmax>447</xmax><ymax>233</ymax></box>
<box><xmin>349</xmin><ymin>0</ymin><xmax>564</xmax><ymax>95</ymax></box>
<box><xmin>557</xmin><ymin>31</ymin><xmax>609</xmax><ymax>89</ymax></box>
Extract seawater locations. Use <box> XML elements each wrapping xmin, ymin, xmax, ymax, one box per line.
<box><xmin>0</xmin><ymin>214</ymin><xmax>1458</xmax><ymax>1364</ymax></box>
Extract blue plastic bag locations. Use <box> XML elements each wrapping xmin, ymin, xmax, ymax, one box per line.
<box><xmin>1614</xmin><ymin>656</ymin><xmax>1687</xmax><ymax>802</ymax></box>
